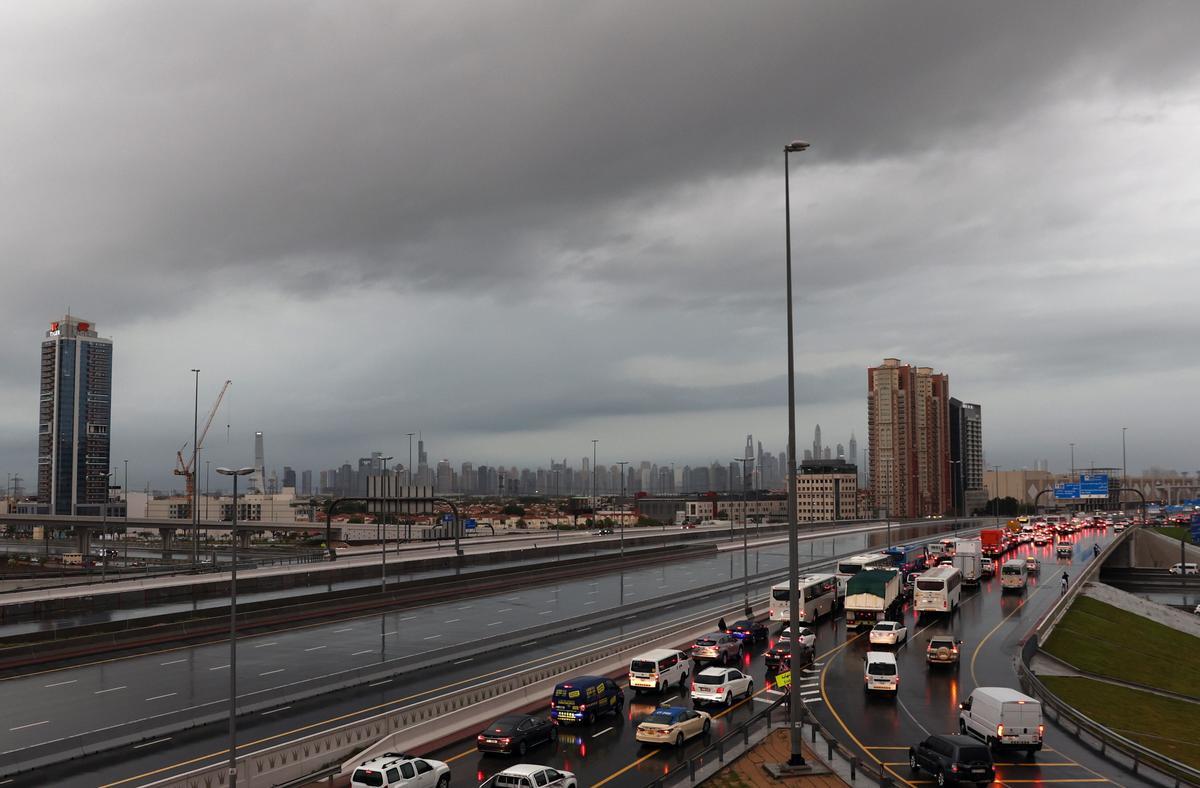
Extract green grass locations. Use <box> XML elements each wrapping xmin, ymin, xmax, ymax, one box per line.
<box><xmin>1041</xmin><ymin>596</ymin><xmax>1200</xmax><ymax>699</ymax></box>
<box><xmin>1038</xmin><ymin>677</ymin><xmax>1200</xmax><ymax>770</ymax></box>
<box><xmin>1150</xmin><ymin>526</ymin><xmax>1195</xmax><ymax>544</ymax></box>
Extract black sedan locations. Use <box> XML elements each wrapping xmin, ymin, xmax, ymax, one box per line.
<box><xmin>476</xmin><ymin>714</ymin><xmax>558</xmax><ymax>755</ymax></box>
<box><xmin>726</xmin><ymin>619</ymin><xmax>769</xmax><ymax>643</ymax></box>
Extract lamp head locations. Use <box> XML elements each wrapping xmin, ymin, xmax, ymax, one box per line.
<box><xmin>784</xmin><ymin>140</ymin><xmax>810</xmax><ymax>153</ymax></box>
<box><xmin>216</xmin><ymin>467</ymin><xmax>256</xmax><ymax>477</ymax></box>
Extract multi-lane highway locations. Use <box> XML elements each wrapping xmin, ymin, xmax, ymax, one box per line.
<box><xmin>1</xmin><ymin>523</ymin><xmax>906</xmax><ymax>787</ymax></box>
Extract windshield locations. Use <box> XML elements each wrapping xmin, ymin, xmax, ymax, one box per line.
<box><xmin>916</xmin><ymin>580</ymin><xmax>944</xmax><ymax>591</ymax></box>
<box><xmin>630</xmin><ymin>661</ymin><xmax>656</xmax><ymax>673</ymax></box>
<box><xmin>868</xmin><ymin>662</ymin><xmax>897</xmax><ymax>676</ymax></box>
<box><xmin>772</xmin><ymin>588</ymin><xmax>790</xmax><ymax>601</ymax></box>
<box><xmin>352</xmin><ymin>770</ymin><xmax>384</xmax><ymax>788</ymax></box>
<box><xmin>644</xmin><ymin>711</ymin><xmax>677</xmax><ymax>725</ymax></box>
<box><xmin>837</xmin><ymin>563</ymin><xmax>862</xmax><ymax>575</ymax></box>
<box><xmin>873</xmin><ymin>623</ymin><xmax>894</xmax><ymax>631</ymax></box>
<box><xmin>694</xmin><ymin>674</ymin><xmax>724</xmax><ymax>685</ymax></box>
<box><xmin>1002</xmin><ymin>565</ymin><xmax>1023</xmax><ymax>575</ymax></box>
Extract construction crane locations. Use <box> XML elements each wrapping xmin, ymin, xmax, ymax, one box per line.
<box><xmin>174</xmin><ymin>380</ymin><xmax>232</xmax><ymax>502</ymax></box>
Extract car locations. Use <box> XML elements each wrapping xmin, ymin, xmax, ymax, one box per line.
<box><xmin>1113</xmin><ymin>522</ymin><xmax>1126</xmax><ymax>532</ymax></box>
<box><xmin>864</xmin><ymin>651</ymin><xmax>899</xmax><ymax>694</ymax></box>
<box><xmin>1024</xmin><ymin>556</ymin><xmax>1040</xmax><ymax>573</ymax></box>
<box><xmin>680</xmin><ymin>523</ymin><xmax>697</xmax><ymax>530</ymax></box>
<box><xmin>1033</xmin><ymin>533</ymin><xmax>1049</xmax><ymax>546</ymax></box>
<box><xmin>594</xmin><ymin>528</ymin><xmax>614</xmax><ymax>535</ymax></box>
<box><xmin>1056</xmin><ymin>544</ymin><xmax>1072</xmax><ymax>558</ymax></box>
<box><xmin>351</xmin><ymin>753</ymin><xmax>450</xmax><ymax>788</ymax></box>
<box><xmin>926</xmin><ymin>635</ymin><xmax>961</xmax><ymax>666</ymax></box>
<box><xmin>764</xmin><ymin>636</ymin><xmax>815</xmax><ymax>671</ymax></box>
<box><xmin>959</xmin><ymin>687</ymin><xmax>1044</xmax><ymax>752</ymax></box>
<box><xmin>476</xmin><ymin>715</ymin><xmax>557</xmax><ymax>756</ymax></box>
<box><xmin>1169</xmin><ymin>562</ymin><xmax>1198</xmax><ymax>576</ymax></box>
<box><xmin>979</xmin><ymin>558</ymin><xmax>994</xmax><ymax>578</ymax></box>
<box><xmin>690</xmin><ymin>632</ymin><xmax>741</xmax><ymax>664</ymax></box>
<box><xmin>635</xmin><ymin>705</ymin><xmax>711</xmax><ymax>746</ymax></box>
<box><xmin>690</xmin><ymin>666</ymin><xmax>753</xmax><ymax>707</ymax></box>
<box><xmin>549</xmin><ymin>676</ymin><xmax>624</xmax><ymax>724</ymax></box>
<box><xmin>478</xmin><ymin>765</ymin><xmax>577</xmax><ymax>788</ymax></box>
<box><xmin>869</xmin><ymin>620</ymin><xmax>908</xmax><ymax>646</ymax></box>
<box><xmin>908</xmin><ymin>734</ymin><xmax>995</xmax><ymax>786</ymax></box>
<box><xmin>726</xmin><ymin>619</ymin><xmax>769</xmax><ymax>643</ymax></box>
<box><xmin>778</xmin><ymin>626</ymin><xmax>816</xmax><ymax>649</ymax></box>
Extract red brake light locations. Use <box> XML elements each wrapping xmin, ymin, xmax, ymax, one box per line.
<box><xmin>997</xmin><ymin>723</ymin><xmax>1004</xmax><ymax>737</ymax></box>
<box><xmin>579</xmin><ymin>703</ymin><xmax>587</xmax><ymax>711</ymax></box>
<box><xmin>1038</xmin><ymin>724</ymin><xmax>1045</xmax><ymax>737</ymax></box>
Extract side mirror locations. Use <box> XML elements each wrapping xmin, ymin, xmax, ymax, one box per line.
<box><xmin>958</xmin><ymin>702</ymin><xmax>967</xmax><ymax>710</ymax></box>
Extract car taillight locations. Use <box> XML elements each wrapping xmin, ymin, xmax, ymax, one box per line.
<box><xmin>550</xmin><ymin>700</ymin><xmax>556</xmax><ymax>708</ymax></box>
<box><xmin>477</xmin><ymin>735</ymin><xmax>486</xmax><ymax>741</ymax></box>
<box><xmin>499</xmin><ymin>738</ymin><xmax>511</xmax><ymax>745</ymax></box>
<box><xmin>1038</xmin><ymin>724</ymin><xmax>1044</xmax><ymax>738</ymax></box>
<box><xmin>579</xmin><ymin>704</ymin><xmax>587</xmax><ymax>711</ymax></box>
<box><xmin>951</xmin><ymin>764</ymin><xmax>959</xmax><ymax>773</ymax></box>
<box><xmin>997</xmin><ymin>724</ymin><xmax>1004</xmax><ymax>737</ymax></box>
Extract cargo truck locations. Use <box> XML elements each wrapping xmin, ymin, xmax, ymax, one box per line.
<box><xmin>844</xmin><ymin>568</ymin><xmax>902</xmax><ymax>630</ymax></box>
<box><xmin>884</xmin><ymin>543</ymin><xmax>926</xmax><ymax>574</ymax></box>
<box><xmin>980</xmin><ymin>529</ymin><xmax>1005</xmax><ymax>559</ymax></box>
<box><xmin>952</xmin><ymin>537</ymin><xmax>983</xmax><ymax>585</ymax></box>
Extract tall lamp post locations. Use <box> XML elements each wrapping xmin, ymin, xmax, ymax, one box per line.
<box><xmin>990</xmin><ymin>465</ymin><xmax>1001</xmax><ymax>521</ymax></box>
<box><xmin>191</xmin><ymin>369</ymin><xmax>201</xmax><ymax>567</ymax></box>
<box><xmin>92</xmin><ymin>471</ymin><xmax>113</xmax><ymax>581</ymax></box>
<box><xmin>123</xmin><ymin>460</ymin><xmax>129</xmax><ymax>568</ymax></box>
<box><xmin>616</xmin><ymin>461</ymin><xmax>629</xmax><ymax>558</ymax></box>
<box><xmin>782</xmin><ymin>138</ymin><xmax>809</xmax><ymax>769</ymax></box>
<box><xmin>591</xmin><ymin>439</ymin><xmax>599</xmax><ymax>528</ymax></box>
<box><xmin>216</xmin><ymin>466</ymin><xmax>254</xmax><ymax>788</ymax></box>
<box><xmin>406</xmin><ymin>433</ymin><xmax>415</xmax><ymax>486</ymax></box>
<box><xmin>733</xmin><ymin>456</ymin><xmax>753</xmax><ymax>614</ymax></box>
<box><xmin>1121</xmin><ymin>428</ymin><xmax>1128</xmax><ymax>508</ymax></box>
<box><xmin>380</xmin><ymin>456</ymin><xmax>393</xmax><ymax>591</ymax></box>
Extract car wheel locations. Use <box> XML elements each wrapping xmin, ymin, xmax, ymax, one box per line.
<box><xmin>745</xmin><ymin>681</ymin><xmax>754</xmax><ymax>698</ymax></box>
<box><xmin>675</xmin><ymin>732</ymin><xmax>684</xmax><ymax>747</ymax></box>
<box><xmin>660</xmin><ymin>681</ymin><xmax>666</xmax><ymax>693</ymax></box>
<box><xmin>437</xmin><ymin>776</ymin><xmax>450</xmax><ymax>788</ymax></box>
<box><xmin>703</xmin><ymin>718</ymin><xmax>711</xmax><ymax>734</ymax></box>
<box><xmin>518</xmin><ymin>740</ymin><xmax>527</xmax><ymax>756</ymax></box>
<box><xmin>959</xmin><ymin>720</ymin><xmax>967</xmax><ymax>734</ymax></box>
<box><xmin>908</xmin><ymin>753</ymin><xmax>919</xmax><ymax>774</ymax></box>
<box><xmin>724</xmin><ymin>692</ymin><xmax>732</xmax><ymax>708</ymax></box>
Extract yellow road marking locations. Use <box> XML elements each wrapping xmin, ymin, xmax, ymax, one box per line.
<box><xmin>969</xmin><ymin>578</ymin><xmax>1048</xmax><ymax>685</ymax></box>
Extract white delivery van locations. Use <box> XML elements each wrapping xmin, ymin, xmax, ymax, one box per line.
<box><xmin>999</xmin><ymin>559</ymin><xmax>1027</xmax><ymax>593</ymax></box>
<box><xmin>959</xmin><ymin>686</ymin><xmax>1044</xmax><ymax>752</ymax></box>
<box><xmin>863</xmin><ymin>651</ymin><xmax>899</xmax><ymax>695</ymax></box>
<box><xmin>628</xmin><ymin>649</ymin><xmax>690</xmax><ymax>693</ymax></box>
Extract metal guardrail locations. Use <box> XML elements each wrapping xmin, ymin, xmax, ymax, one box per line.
<box><xmin>1018</xmin><ymin>527</ymin><xmax>1200</xmax><ymax>788</ymax></box>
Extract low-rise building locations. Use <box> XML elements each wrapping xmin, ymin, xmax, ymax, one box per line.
<box><xmin>797</xmin><ymin>459</ymin><xmax>860</xmax><ymax>521</ymax></box>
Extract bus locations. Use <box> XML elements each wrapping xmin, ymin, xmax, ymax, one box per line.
<box><xmin>914</xmin><ymin>564</ymin><xmax>962</xmax><ymax>614</ymax></box>
<box><xmin>769</xmin><ymin>573</ymin><xmax>840</xmax><ymax>624</ymax></box>
<box><xmin>835</xmin><ymin>553</ymin><xmax>892</xmax><ymax>592</ymax></box>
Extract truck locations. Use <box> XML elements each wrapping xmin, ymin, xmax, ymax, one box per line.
<box><xmin>980</xmin><ymin>529</ymin><xmax>1005</xmax><ymax>558</ymax></box>
<box><xmin>884</xmin><ymin>543</ymin><xmax>926</xmax><ymax>574</ymax></box>
<box><xmin>843</xmin><ymin>568</ymin><xmax>902</xmax><ymax>630</ymax></box>
<box><xmin>952</xmin><ymin>537</ymin><xmax>983</xmax><ymax>585</ymax></box>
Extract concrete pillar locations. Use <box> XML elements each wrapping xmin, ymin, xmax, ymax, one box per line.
<box><xmin>238</xmin><ymin>530</ymin><xmax>253</xmax><ymax>550</ymax></box>
<box><xmin>159</xmin><ymin>528</ymin><xmax>174</xmax><ymax>561</ymax></box>
<box><xmin>75</xmin><ymin>526</ymin><xmax>92</xmax><ymax>554</ymax></box>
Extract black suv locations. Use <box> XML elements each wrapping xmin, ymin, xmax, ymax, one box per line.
<box><xmin>908</xmin><ymin>734</ymin><xmax>994</xmax><ymax>786</ymax></box>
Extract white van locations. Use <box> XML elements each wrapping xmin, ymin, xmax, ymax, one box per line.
<box><xmin>863</xmin><ymin>651</ymin><xmax>899</xmax><ymax>695</ymax></box>
<box><xmin>628</xmin><ymin>648</ymin><xmax>690</xmax><ymax>693</ymax></box>
<box><xmin>999</xmin><ymin>559</ymin><xmax>1027</xmax><ymax>593</ymax></box>
<box><xmin>959</xmin><ymin>686</ymin><xmax>1044</xmax><ymax>753</ymax></box>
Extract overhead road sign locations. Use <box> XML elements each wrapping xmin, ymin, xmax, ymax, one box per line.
<box><xmin>1055</xmin><ymin>483</ymin><xmax>1081</xmax><ymax>500</ymax></box>
<box><xmin>1080</xmin><ymin>473</ymin><xmax>1109</xmax><ymax>499</ymax></box>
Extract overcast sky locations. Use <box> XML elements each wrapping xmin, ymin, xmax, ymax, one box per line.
<box><xmin>3</xmin><ymin>1</ymin><xmax>1200</xmax><ymax>492</ymax></box>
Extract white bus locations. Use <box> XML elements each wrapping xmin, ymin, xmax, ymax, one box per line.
<box><xmin>914</xmin><ymin>564</ymin><xmax>962</xmax><ymax>614</ymax></box>
<box><xmin>769</xmin><ymin>573</ymin><xmax>840</xmax><ymax>624</ymax></box>
<box><xmin>1000</xmin><ymin>558</ymin><xmax>1028</xmax><ymax>592</ymax></box>
<box><xmin>835</xmin><ymin>553</ymin><xmax>892</xmax><ymax>594</ymax></box>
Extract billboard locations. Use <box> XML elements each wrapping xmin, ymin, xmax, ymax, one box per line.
<box><xmin>1080</xmin><ymin>473</ymin><xmax>1110</xmax><ymax>499</ymax></box>
<box><xmin>1055</xmin><ymin>482</ymin><xmax>1081</xmax><ymax>500</ymax></box>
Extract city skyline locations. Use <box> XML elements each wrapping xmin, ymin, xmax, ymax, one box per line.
<box><xmin>3</xmin><ymin>4</ymin><xmax>1199</xmax><ymax>488</ymax></box>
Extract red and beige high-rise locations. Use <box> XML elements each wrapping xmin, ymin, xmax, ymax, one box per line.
<box><xmin>867</xmin><ymin>359</ymin><xmax>952</xmax><ymax>518</ymax></box>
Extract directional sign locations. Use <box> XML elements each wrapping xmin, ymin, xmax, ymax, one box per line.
<box><xmin>775</xmin><ymin>669</ymin><xmax>792</xmax><ymax>689</ymax></box>
<box><xmin>442</xmin><ymin>513</ymin><xmax>454</xmax><ymax>523</ymax></box>
<box><xmin>1054</xmin><ymin>483</ymin><xmax>1081</xmax><ymax>500</ymax></box>
<box><xmin>1190</xmin><ymin>513</ymin><xmax>1200</xmax><ymax>544</ymax></box>
<box><xmin>465</xmin><ymin>518</ymin><xmax>477</xmax><ymax>530</ymax></box>
<box><xmin>1080</xmin><ymin>473</ymin><xmax>1109</xmax><ymax>499</ymax></box>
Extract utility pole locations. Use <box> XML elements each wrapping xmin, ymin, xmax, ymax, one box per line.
<box><xmin>616</xmin><ymin>461</ymin><xmax>629</xmax><ymax>558</ymax></box>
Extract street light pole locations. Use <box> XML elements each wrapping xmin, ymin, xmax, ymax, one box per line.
<box><xmin>783</xmin><ymin>139</ymin><xmax>809</xmax><ymax>769</ymax></box>
<box><xmin>1070</xmin><ymin>443</ymin><xmax>1075</xmax><ymax>477</ymax></box>
<box><xmin>592</xmin><ymin>439</ymin><xmax>598</xmax><ymax>529</ymax></box>
<box><xmin>216</xmin><ymin>466</ymin><xmax>254</xmax><ymax>788</ymax></box>
<box><xmin>191</xmin><ymin>369</ymin><xmax>200</xmax><ymax>568</ymax></box>
<box><xmin>733</xmin><ymin>456</ymin><xmax>752</xmax><ymax>614</ymax></box>
<box><xmin>380</xmin><ymin>456</ymin><xmax>393</xmax><ymax>592</ymax></box>
<box><xmin>406</xmin><ymin>433</ymin><xmax>415</xmax><ymax>486</ymax></box>
<box><xmin>1122</xmin><ymin>427</ymin><xmax>1128</xmax><ymax>497</ymax></box>
<box><xmin>616</xmin><ymin>461</ymin><xmax>629</xmax><ymax>559</ymax></box>
<box><xmin>96</xmin><ymin>471</ymin><xmax>112</xmax><ymax>581</ymax></box>
<box><xmin>123</xmin><ymin>460</ymin><xmax>129</xmax><ymax>568</ymax></box>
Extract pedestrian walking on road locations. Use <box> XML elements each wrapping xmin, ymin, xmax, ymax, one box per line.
<box><xmin>1093</xmin><ymin>543</ymin><xmax>1100</xmax><ymax>557</ymax></box>
<box><xmin>718</xmin><ymin>617</ymin><xmax>727</xmax><ymax>632</ymax></box>
<box><xmin>1061</xmin><ymin>571</ymin><xmax>1069</xmax><ymax>595</ymax></box>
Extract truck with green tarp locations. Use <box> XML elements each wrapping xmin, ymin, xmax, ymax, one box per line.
<box><xmin>844</xmin><ymin>568</ymin><xmax>902</xmax><ymax>629</ymax></box>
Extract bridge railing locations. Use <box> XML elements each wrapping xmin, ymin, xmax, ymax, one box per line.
<box><xmin>1017</xmin><ymin>527</ymin><xmax>1200</xmax><ymax>788</ymax></box>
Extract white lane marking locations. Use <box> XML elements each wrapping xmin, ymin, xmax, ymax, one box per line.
<box><xmin>132</xmin><ymin>737</ymin><xmax>172</xmax><ymax>749</ymax></box>
<box><xmin>538</xmin><ymin>610</ymin><xmax>553</xmax><ymax>616</ymax></box>
<box><xmin>94</xmin><ymin>686</ymin><xmax>127</xmax><ymax>694</ymax></box>
<box><xmin>662</xmin><ymin>695</ymin><xmax>678</xmax><ymax>704</ymax></box>
<box><xmin>334</xmin><ymin>627</ymin><xmax>353</xmax><ymax>633</ymax></box>
<box><xmin>487</xmin><ymin>621</ymin><xmax>505</xmax><ymax>627</ymax></box>
<box><xmin>505</xmin><ymin>596</ymin><xmax>521</xmax><ymax>601</ymax></box>
<box><xmin>423</xmin><ymin>635</ymin><xmax>441</xmax><ymax>641</ymax></box>
<box><xmin>753</xmin><ymin>697</ymin><xmax>774</xmax><ymax>703</ymax></box>
<box><xmin>498</xmin><ymin>608</ymin><xmax>513</xmax><ymax>613</ymax></box>
<box><xmin>444</xmin><ymin>618</ymin><xmax>461</xmax><ymax>623</ymax></box>
<box><xmin>584</xmin><ymin>601</ymin><xmax>597</xmax><ymax>606</ymax></box>
<box><xmin>303</xmin><ymin>645</ymin><xmax>326</xmax><ymax>652</ymax></box>
<box><xmin>578</xmin><ymin>627</ymin><xmax>590</xmax><ymax>632</ymax></box>
<box><xmin>801</xmin><ymin>682</ymin><xmax>820</xmax><ymax>688</ymax></box>
<box><xmin>254</xmin><ymin>642</ymin><xmax>278</xmax><ymax>648</ymax></box>
<box><xmin>261</xmin><ymin>705</ymin><xmax>292</xmax><ymax>715</ymax></box>
<box><xmin>160</xmin><ymin>659</ymin><xmax>187</xmax><ymax>666</ymax></box>
<box><xmin>382</xmin><ymin>631</ymin><xmax>397</xmax><ymax>636</ymax></box>
<box><xmin>592</xmin><ymin>726</ymin><xmax>614</xmax><ymax>738</ymax></box>
<box><xmin>801</xmin><ymin>696</ymin><xmax>824</xmax><ymax>704</ymax></box>
<box><xmin>400</xmin><ymin>615</ymin><xmax>417</xmax><ymax>621</ymax></box>
<box><xmin>260</xmin><ymin>668</ymin><xmax>285</xmax><ymax>676</ymax></box>
<box><xmin>624</xmin><ymin>615</ymin><xmax>637</xmax><ymax>620</ymax></box>
<box><xmin>587</xmin><ymin>589</ymin><xmax>598</xmax><ymax>595</ymax></box>
<box><xmin>457</xmin><ymin>605</ymin><xmax>473</xmax><ymax>610</ymax></box>
<box><xmin>454</xmin><ymin>658</ymin><xmax>474</xmax><ymax>665</ymax></box>
<box><xmin>369</xmin><ymin>679</ymin><xmax>392</xmax><ymax>687</ymax></box>
<box><xmin>764</xmin><ymin>689</ymin><xmax>784</xmax><ymax>696</ymax></box>
<box><xmin>145</xmin><ymin>692</ymin><xmax>178</xmax><ymax>701</ymax></box>
<box><xmin>44</xmin><ymin>680</ymin><xmax>77</xmax><ymax>688</ymax></box>
<box><xmin>209</xmin><ymin>665</ymin><xmax>230</xmax><ymax>671</ymax></box>
<box><xmin>352</xmin><ymin>649</ymin><xmax>374</xmax><ymax>655</ymax></box>
<box><xmin>800</xmin><ymin>691</ymin><xmax>821</xmax><ymax>698</ymax></box>
<box><xmin>9</xmin><ymin>720</ymin><xmax>49</xmax><ymax>731</ymax></box>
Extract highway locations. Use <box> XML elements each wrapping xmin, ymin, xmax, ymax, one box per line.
<box><xmin>1</xmin><ymin>522</ymin><xmax>912</xmax><ymax>786</ymax></box>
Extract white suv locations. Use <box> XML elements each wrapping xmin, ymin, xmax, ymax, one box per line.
<box><xmin>864</xmin><ymin>651</ymin><xmax>899</xmax><ymax>695</ymax></box>
<box><xmin>690</xmin><ymin>667</ymin><xmax>753</xmax><ymax>707</ymax></box>
<box><xmin>479</xmin><ymin>765</ymin><xmax>577</xmax><ymax>788</ymax></box>
<box><xmin>351</xmin><ymin>753</ymin><xmax>450</xmax><ymax>788</ymax></box>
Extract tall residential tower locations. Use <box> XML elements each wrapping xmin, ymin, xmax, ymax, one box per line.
<box><xmin>37</xmin><ymin>315</ymin><xmax>113</xmax><ymax>515</ymax></box>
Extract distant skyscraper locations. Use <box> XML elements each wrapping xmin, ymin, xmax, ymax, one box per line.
<box><xmin>812</xmin><ymin>425</ymin><xmax>822</xmax><ymax>462</ymax></box>
<box><xmin>848</xmin><ymin>433</ymin><xmax>857</xmax><ymax>466</ymax></box>
<box><xmin>37</xmin><ymin>315</ymin><xmax>113</xmax><ymax>515</ymax></box>
<box><xmin>836</xmin><ymin>443</ymin><xmax>845</xmax><ymax>460</ymax></box>
<box><xmin>868</xmin><ymin>358</ymin><xmax>952</xmax><ymax>518</ymax></box>
<box><xmin>300</xmin><ymin>469</ymin><xmax>312</xmax><ymax>495</ymax></box>
<box><xmin>282</xmin><ymin>466</ymin><xmax>296</xmax><ymax>489</ymax></box>
<box><xmin>248</xmin><ymin>432</ymin><xmax>267</xmax><ymax>493</ymax></box>
<box><xmin>803</xmin><ymin>449</ymin><xmax>813</xmax><ymax>461</ymax></box>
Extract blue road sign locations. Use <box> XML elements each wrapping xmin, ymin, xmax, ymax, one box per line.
<box><xmin>465</xmin><ymin>518</ymin><xmax>477</xmax><ymax>530</ymax></box>
<box><xmin>442</xmin><ymin>513</ymin><xmax>454</xmax><ymax>523</ymax></box>
<box><xmin>1055</xmin><ymin>483</ymin><xmax>1081</xmax><ymax>500</ymax></box>
<box><xmin>1080</xmin><ymin>473</ymin><xmax>1109</xmax><ymax>499</ymax></box>
<box><xmin>1190</xmin><ymin>513</ymin><xmax>1200</xmax><ymax>543</ymax></box>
